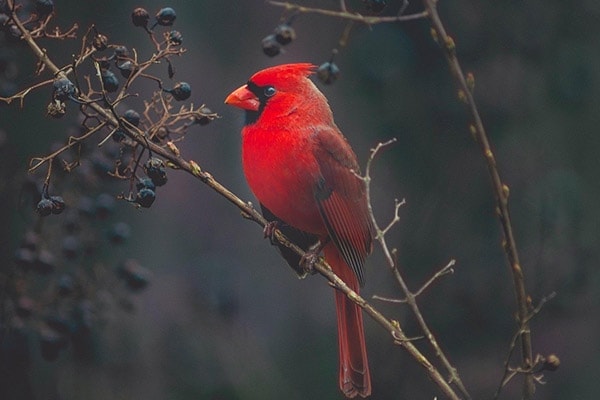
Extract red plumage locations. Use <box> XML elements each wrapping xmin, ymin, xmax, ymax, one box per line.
<box><xmin>226</xmin><ymin>63</ymin><xmax>373</xmax><ymax>398</ymax></box>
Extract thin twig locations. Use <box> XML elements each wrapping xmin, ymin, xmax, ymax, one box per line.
<box><xmin>28</xmin><ymin>121</ymin><xmax>108</xmax><ymax>172</ymax></box>
<box><xmin>373</xmin><ymin>259</ymin><xmax>456</xmax><ymax>303</ymax></box>
<box><xmin>361</xmin><ymin>140</ymin><xmax>471</xmax><ymax>399</ymax></box>
<box><xmin>269</xmin><ymin>1</ymin><xmax>429</xmax><ymax>24</ymax></box>
<box><xmin>493</xmin><ymin>292</ymin><xmax>556</xmax><ymax>399</ymax></box>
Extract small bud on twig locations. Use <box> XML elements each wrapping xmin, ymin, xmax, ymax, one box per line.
<box><xmin>444</xmin><ymin>36</ymin><xmax>456</xmax><ymax>56</ymax></box>
<box><xmin>466</xmin><ymin>72</ymin><xmax>475</xmax><ymax>93</ymax></box>
<box><xmin>543</xmin><ymin>354</ymin><xmax>560</xmax><ymax>371</ymax></box>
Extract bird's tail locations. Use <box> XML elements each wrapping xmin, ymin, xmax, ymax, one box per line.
<box><xmin>325</xmin><ymin>245</ymin><xmax>371</xmax><ymax>398</ymax></box>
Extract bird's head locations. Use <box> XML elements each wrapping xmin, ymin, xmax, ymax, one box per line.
<box><xmin>225</xmin><ymin>63</ymin><xmax>330</xmax><ymax>125</ymax></box>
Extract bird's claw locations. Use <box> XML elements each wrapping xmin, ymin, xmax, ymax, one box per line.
<box><xmin>263</xmin><ymin>221</ymin><xmax>279</xmax><ymax>245</ymax></box>
<box><xmin>299</xmin><ymin>240</ymin><xmax>325</xmax><ymax>276</ymax></box>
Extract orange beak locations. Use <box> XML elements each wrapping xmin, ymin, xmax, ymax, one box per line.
<box><xmin>224</xmin><ymin>84</ymin><xmax>260</xmax><ymax>111</ymax></box>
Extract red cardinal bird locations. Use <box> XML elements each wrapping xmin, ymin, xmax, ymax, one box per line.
<box><xmin>225</xmin><ymin>63</ymin><xmax>373</xmax><ymax>398</ymax></box>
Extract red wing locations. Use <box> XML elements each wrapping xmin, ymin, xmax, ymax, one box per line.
<box><xmin>312</xmin><ymin>126</ymin><xmax>373</xmax><ymax>286</ymax></box>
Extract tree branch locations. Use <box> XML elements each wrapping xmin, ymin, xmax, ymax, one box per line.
<box><xmin>361</xmin><ymin>140</ymin><xmax>471</xmax><ymax>399</ymax></box>
<box><xmin>269</xmin><ymin>1</ymin><xmax>429</xmax><ymax>24</ymax></box>
<box><xmin>422</xmin><ymin>0</ymin><xmax>535</xmax><ymax>398</ymax></box>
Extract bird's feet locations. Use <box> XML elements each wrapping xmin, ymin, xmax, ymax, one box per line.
<box><xmin>263</xmin><ymin>220</ymin><xmax>280</xmax><ymax>245</ymax></box>
<box><xmin>299</xmin><ymin>240</ymin><xmax>325</xmax><ymax>276</ymax></box>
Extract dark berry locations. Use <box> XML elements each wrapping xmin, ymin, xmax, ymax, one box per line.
<box><xmin>136</xmin><ymin>177</ymin><xmax>156</xmax><ymax>191</ymax></box>
<box><xmin>273</xmin><ymin>24</ymin><xmax>295</xmax><ymax>45</ymax></box>
<box><xmin>135</xmin><ymin>187</ymin><xmax>156</xmax><ymax>208</ymax></box>
<box><xmin>62</xmin><ymin>211</ymin><xmax>80</xmax><ymax>233</ymax></box>
<box><xmin>108</xmin><ymin>222</ymin><xmax>131</xmax><ymax>244</ymax></box>
<box><xmin>92</xmin><ymin>34</ymin><xmax>108</xmax><ymax>51</ymax></box>
<box><xmin>14</xmin><ymin>248</ymin><xmax>35</xmax><ymax>270</ymax></box>
<box><xmin>36</xmin><ymin>197</ymin><xmax>54</xmax><ymax>216</ymax></box>
<box><xmin>116</xmin><ymin>61</ymin><xmax>135</xmax><ymax>78</ymax></box>
<box><xmin>35</xmin><ymin>0</ymin><xmax>54</xmax><ymax>17</ymax></box>
<box><xmin>114</xmin><ymin>45</ymin><xmax>129</xmax><ymax>58</ymax></box>
<box><xmin>21</xmin><ymin>231</ymin><xmax>41</xmax><ymax>251</ymax></box>
<box><xmin>15</xmin><ymin>296</ymin><xmax>35</xmax><ymax>318</ymax></box>
<box><xmin>168</xmin><ymin>30</ymin><xmax>183</xmax><ymax>45</ymax></box>
<box><xmin>364</xmin><ymin>0</ymin><xmax>387</xmax><ymax>13</ymax></box>
<box><xmin>74</xmin><ymin>300</ymin><xmax>94</xmax><ymax>331</ymax></box>
<box><xmin>131</xmin><ymin>7</ymin><xmax>150</xmax><ymax>28</ymax></box>
<box><xmin>77</xmin><ymin>196</ymin><xmax>96</xmax><ymax>217</ymax></box>
<box><xmin>6</xmin><ymin>24</ymin><xmax>20</xmax><ymax>40</ymax></box>
<box><xmin>52</xmin><ymin>77</ymin><xmax>76</xmax><ymax>101</ymax></box>
<box><xmin>317</xmin><ymin>61</ymin><xmax>340</xmax><ymax>85</ymax></box>
<box><xmin>98</xmin><ymin>58</ymin><xmax>111</xmax><ymax>70</ymax></box>
<box><xmin>261</xmin><ymin>34</ymin><xmax>281</xmax><ymax>57</ymax></box>
<box><xmin>123</xmin><ymin>109</ymin><xmax>140</xmax><ymax>126</ymax></box>
<box><xmin>165</xmin><ymin>81</ymin><xmax>191</xmax><ymax>101</ymax></box>
<box><xmin>50</xmin><ymin>195</ymin><xmax>65</xmax><ymax>214</ymax></box>
<box><xmin>144</xmin><ymin>157</ymin><xmax>168</xmax><ymax>186</ymax></box>
<box><xmin>195</xmin><ymin>106</ymin><xmax>213</xmax><ymax>126</ymax></box>
<box><xmin>46</xmin><ymin>316</ymin><xmax>72</xmax><ymax>336</ymax></box>
<box><xmin>118</xmin><ymin>259</ymin><xmax>150</xmax><ymax>290</ymax></box>
<box><xmin>155</xmin><ymin>7</ymin><xmax>176</xmax><ymax>26</ymax></box>
<box><xmin>101</xmin><ymin>70</ymin><xmax>119</xmax><ymax>92</ymax></box>
<box><xmin>62</xmin><ymin>235</ymin><xmax>80</xmax><ymax>260</ymax></box>
<box><xmin>34</xmin><ymin>250</ymin><xmax>56</xmax><ymax>274</ymax></box>
<box><xmin>95</xmin><ymin>193</ymin><xmax>115</xmax><ymax>218</ymax></box>
<box><xmin>57</xmin><ymin>274</ymin><xmax>75</xmax><ymax>296</ymax></box>
<box><xmin>112</xmin><ymin>129</ymin><xmax>126</xmax><ymax>142</ymax></box>
<box><xmin>39</xmin><ymin>329</ymin><xmax>68</xmax><ymax>361</ymax></box>
<box><xmin>0</xmin><ymin>14</ymin><xmax>9</xmax><ymax>27</ymax></box>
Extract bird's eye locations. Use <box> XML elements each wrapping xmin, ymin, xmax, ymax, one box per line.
<box><xmin>264</xmin><ymin>86</ymin><xmax>276</xmax><ymax>97</ymax></box>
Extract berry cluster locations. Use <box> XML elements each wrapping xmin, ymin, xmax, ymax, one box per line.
<box><xmin>36</xmin><ymin>192</ymin><xmax>65</xmax><ymax>216</ymax></box>
<box><xmin>261</xmin><ymin>15</ymin><xmax>342</xmax><ymax>85</ymax></box>
<box><xmin>363</xmin><ymin>0</ymin><xmax>387</xmax><ymax>14</ymax></box>
<box><xmin>261</xmin><ymin>1</ymin><xmax>389</xmax><ymax>85</ymax></box>
<box><xmin>1</xmin><ymin>1</ymin><xmax>218</xmax><ymax>366</ymax></box>
<box><xmin>14</xmin><ymin>165</ymin><xmax>152</xmax><ymax>361</ymax></box>
<box><xmin>6</xmin><ymin>4</ymin><xmax>218</xmax><ymax>213</ymax></box>
<box><xmin>131</xmin><ymin>6</ymin><xmax>177</xmax><ymax>32</ymax></box>
<box><xmin>262</xmin><ymin>22</ymin><xmax>296</xmax><ymax>57</ymax></box>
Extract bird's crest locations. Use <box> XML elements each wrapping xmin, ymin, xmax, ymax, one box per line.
<box><xmin>249</xmin><ymin>63</ymin><xmax>316</xmax><ymax>87</ymax></box>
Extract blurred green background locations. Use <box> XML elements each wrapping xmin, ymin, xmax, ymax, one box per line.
<box><xmin>1</xmin><ymin>0</ymin><xmax>599</xmax><ymax>399</ymax></box>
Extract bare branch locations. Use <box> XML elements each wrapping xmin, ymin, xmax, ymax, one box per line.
<box><xmin>0</xmin><ymin>78</ymin><xmax>54</xmax><ymax>107</ymax></box>
<box><xmin>357</xmin><ymin>137</ymin><xmax>471</xmax><ymax>399</ymax></box>
<box><xmin>493</xmin><ymin>292</ymin><xmax>557</xmax><ymax>399</ymax></box>
<box><xmin>269</xmin><ymin>1</ymin><xmax>429</xmax><ymax>24</ymax></box>
<box><xmin>373</xmin><ymin>259</ymin><xmax>456</xmax><ymax>303</ymax></box>
<box><xmin>381</xmin><ymin>198</ymin><xmax>406</xmax><ymax>237</ymax></box>
<box><xmin>28</xmin><ymin>122</ymin><xmax>108</xmax><ymax>172</ymax></box>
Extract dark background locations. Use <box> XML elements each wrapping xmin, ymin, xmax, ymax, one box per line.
<box><xmin>1</xmin><ymin>0</ymin><xmax>598</xmax><ymax>399</ymax></box>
